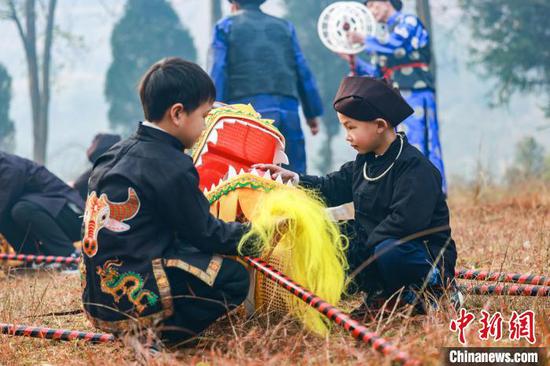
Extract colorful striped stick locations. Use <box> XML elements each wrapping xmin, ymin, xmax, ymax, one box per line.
<box><xmin>0</xmin><ymin>322</ymin><xmax>115</xmax><ymax>343</ymax></box>
<box><xmin>459</xmin><ymin>283</ymin><xmax>550</xmax><ymax>297</ymax></box>
<box><xmin>456</xmin><ymin>268</ymin><xmax>549</xmax><ymax>287</ymax></box>
<box><xmin>0</xmin><ymin>253</ymin><xmax>79</xmax><ymax>265</ymax></box>
<box><xmin>244</xmin><ymin>256</ymin><xmax>420</xmax><ymax>366</ymax></box>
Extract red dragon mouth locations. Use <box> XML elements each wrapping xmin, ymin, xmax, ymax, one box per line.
<box><xmin>191</xmin><ymin>104</ymin><xmax>289</xmax><ymax>191</ymax></box>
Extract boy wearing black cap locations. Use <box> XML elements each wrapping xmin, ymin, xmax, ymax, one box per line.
<box><xmin>256</xmin><ymin>76</ymin><xmax>458</xmax><ymax>314</ymax></box>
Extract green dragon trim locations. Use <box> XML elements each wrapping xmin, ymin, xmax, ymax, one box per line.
<box><xmin>206</xmin><ymin>173</ymin><xmax>278</xmax><ymax>204</ymax></box>
<box><xmin>97</xmin><ymin>259</ymin><xmax>159</xmax><ymax>314</ymax></box>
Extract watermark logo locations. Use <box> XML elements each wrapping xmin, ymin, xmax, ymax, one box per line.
<box><xmin>479</xmin><ymin>310</ymin><xmax>503</xmax><ymax>341</ymax></box>
<box><xmin>450</xmin><ymin>309</ymin><xmax>536</xmax><ymax>345</ymax></box>
<box><xmin>450</xmin><ymin>308</ymin><xmax>476</xmax><ymax>344</ymax></box>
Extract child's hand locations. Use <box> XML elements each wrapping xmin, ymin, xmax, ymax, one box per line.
<box><xmin>252</xmin><ymin>164</ymin><xmax>299</xmax><ymax>184</ymax></box>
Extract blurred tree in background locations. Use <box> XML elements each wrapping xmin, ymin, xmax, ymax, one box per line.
<box><xmin>0</xmin><ymin>63</ymin><xmax>15</xmax><ymax>152</ymax></box>
<box><xmin>505</xmin><ymin>136</ymin><xmax>547</xmax><ymax>185</ymax></box>
<box><xmin>460</xmin><ymin>0</ymin><xmax>550</xmax><ymax>117</ymax></box>
<box><xmin>1</xmin><ymin>0</ymin><xmax>58</xmax><ymax>163</ymax></box>
<box><xmin>286</xmin><ymin>0</ymin><xmax>349</xmax><ymax>173</ymax></box>
<box><xmin>105</xmin><ymin>0</ymin><xmax>197</xmax><ymax>135</ymax></box>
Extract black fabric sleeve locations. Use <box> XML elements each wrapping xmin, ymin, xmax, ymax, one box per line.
<box><xmin>365</xmin><ymin>158</ymin><xmax>440</xmax><ymax>249</ymax></box>
<box><xmin>0</xmin><ymin>156</ymin><xmax>25</xmax><ymax>220</ymax></box>
<box><xmin>155</xmin><ymin>160</ymin><xmax>248</xmax><ymax>256</ymax></box>
<box><xmin>73</xmin><ymin>169</ymin><xmax>91</xmax><ymax>200</ymax></box>
<box><xmin>298</xmin><ymin>161</ymin><xmax>354</xmax><ymax>207</ymax></box>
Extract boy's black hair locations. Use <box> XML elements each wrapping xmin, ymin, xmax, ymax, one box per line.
<box><xmin>138</xmin><ymin>57</ymin><xmax>216</xmax><ymax>122</ymax></box>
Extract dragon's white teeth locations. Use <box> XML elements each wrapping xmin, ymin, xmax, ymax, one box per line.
<box><xmin>210</xmin><ymin>184</ymin><xmax>216</xmax><ymax>191</ymax></box>
<box><xmin>286</xmin><ymin>180</ymin><xmax>294</xmax><ymax>187</ymax></box>
<box><xmin>239</xmin><ymin>168</ymin><xmax>245</xmax><ymax>175</ymax></box>
<box><xmin>275</xmin><ymin>174</ymin><xmax>283</xmax><ymax>184</ymax></box>
<box><xmin>203</xmin><ymin>188</ymin><xmax>208</xmax><ymax>195</ymax></box>
<box><xmin>263</xmin><ymin>169</ymin><xmax>272</xmax><ymax>180</ymax></box>
<box><xmin>195</xmin><ymin>156</ymin><xmax>203</xmax><ymax>166</ymax></box>
<box><xmin>202</xmin><ymin>144</ymin><xmax>208</xmax><ymax>153</ymax></box>
<box><xmin>227</xmin><ymin>165</ymin><xmax>237</xmax><ymax>179</ymax></box>
<box><xmin>273</xmin><ymin>150</ymin><xmax>289</xmax><ymax>165</ymax></box>
<box><xmin>250</xmin><ymin>168</ymin><xmax>260</xmax><ymax>176</ymax></box>
<box><xmin>213</xmin><ymin>121</ymin><xmax>225</xmax><ymax>130</ymax></box>
<box><xmin>207</xmin><ymin>129</ymin><xmax>218</xmax><ymax>144</ymax></box>
<box><xmin>218</xmin><ymin>178</ymin><xmax>224</xmax><ymax>186</ymax></box>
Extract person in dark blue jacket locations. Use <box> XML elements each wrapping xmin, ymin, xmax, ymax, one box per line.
<box><xmin>0</xmin><ymin>152</ymin><xmax>83</xmax><ymax>257</ymax></box>
<box><xmin>208</xmin><ymin>0</ymin><xmax>323</xmax><ymax>174</ymax></box>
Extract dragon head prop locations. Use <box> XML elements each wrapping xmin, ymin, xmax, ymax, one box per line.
<box><xmin>191</xmin><ymin>104</ymin><xmax>289</xmax><ymax>191</ymax></box>
<box><xmin>197</xmin><ymin>104</ymin><xmax>348</xmax><ymax>336</ymax></box>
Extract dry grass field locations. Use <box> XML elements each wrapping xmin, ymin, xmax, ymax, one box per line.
<box><xmin>0</xmin><ymin>182</ymin><xmax>548</xmax><ymax>365</ymax></box>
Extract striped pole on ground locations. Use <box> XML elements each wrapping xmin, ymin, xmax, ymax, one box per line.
<box><xmin>456</xmin><ymin>268</ymin><xmax>549</xmax><ymax>286</ymax></box>
<box><xmin>459</xmin><ymin>283</ymin><xmax>550</xmax><ymax>297</ymax></box>
<box><xmin>244</xmin><ymin>256</ymin><xmax>420</xmax><ymax>366</ymax></box>
<box><xmin>0</xmin><ymin>253</ymin><xmax>79</xmax><ymax>265</ymax></box>
<box><xmin>0</xmin><ymin>323</ymin><xmax>114</xmax><ymax>343</ymax></box>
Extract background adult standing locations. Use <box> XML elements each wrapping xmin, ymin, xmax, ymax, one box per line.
<box><xmin>208</xmin><ymin>0</ymin><xmax>324</xmax><ymax>174</ymax></box>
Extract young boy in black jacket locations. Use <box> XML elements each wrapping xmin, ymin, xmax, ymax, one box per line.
<box><xmin>256</xmin><ymin>76</ymin><xmax>458</xmax><ymax>314</ymax></box>
<box><xmin>82</xmin><ymin>58</ymin><xmax>250</xmax><ymax>346</ymax></box>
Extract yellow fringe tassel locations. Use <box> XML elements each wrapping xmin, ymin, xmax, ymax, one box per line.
<box><xmin>238</xmin><ymin>186</ymin><xmax>348</xmax><ymax>336</ymax></box>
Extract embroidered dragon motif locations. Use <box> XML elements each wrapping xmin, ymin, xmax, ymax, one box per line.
<box><xmin>96</xmin><ymin>260</ymin><xmax>158</xmax><ymax>314</ymax></box>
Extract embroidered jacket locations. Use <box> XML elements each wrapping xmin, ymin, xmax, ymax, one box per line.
<box><xmin>299</xmin><ymin>134</ymin><xmax>456</xmax><ymax>274</ymax></box>
<box><xmin>355</xmin><ymin>11</ymin><xmax>435</xmax><ymax>91</ymax></box>
<box><xmin>82</xmin><ymin>124</ymin><xmax>247</xmax><ymax>332</ymax></box>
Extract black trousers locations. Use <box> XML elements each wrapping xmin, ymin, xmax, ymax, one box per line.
<box><xmin>0</xmin><ymin>200</ymin><xmax>81</xmax><ymax>257</ymax></box>
<box><xmin>159</xmin><ymin>257</ymin><xmax>250</xmax><ymax>346</ymax></box>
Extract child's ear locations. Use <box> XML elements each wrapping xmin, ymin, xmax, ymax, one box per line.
<box><xmin>375</xmin><ymin>118</ymin><xmax>390</xmax><ymax>132</ymax></box>
<box><xmin>170</xmin><ymin>103</ymin><xmax>185</xmax><ymax>126</ymax></box>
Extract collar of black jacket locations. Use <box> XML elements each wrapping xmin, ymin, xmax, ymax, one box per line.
<box><xmin>137</xmin><ymin>122</ymin><xmax>185</xmax><ymax>151</ymax></box>
<box><xmin>365</xmin><ymin>132</ymin><xmax>407</xmax><ymax>167</ymax></box>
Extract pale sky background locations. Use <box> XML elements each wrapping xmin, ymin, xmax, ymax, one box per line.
<box><xmin>0</xmin><ymin>0</ymin><xmax>548</xmax><ymax>182</ymax></box>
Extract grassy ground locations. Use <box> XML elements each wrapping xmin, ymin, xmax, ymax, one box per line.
<box><xmin>0</xmin><ymin>183</ymin><xmax>548</xmax><ymax>365</ymax></box>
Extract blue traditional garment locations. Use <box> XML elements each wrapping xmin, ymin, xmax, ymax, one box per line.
<box><xmin>208</xmin><ymin>3</ymin><xmax>323</xmax><ymax>174</ymax></box>
<box><xmin>354</xmin><ymin>11</ymin><xmax>447</xmax><ymax>192</ymax></box>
